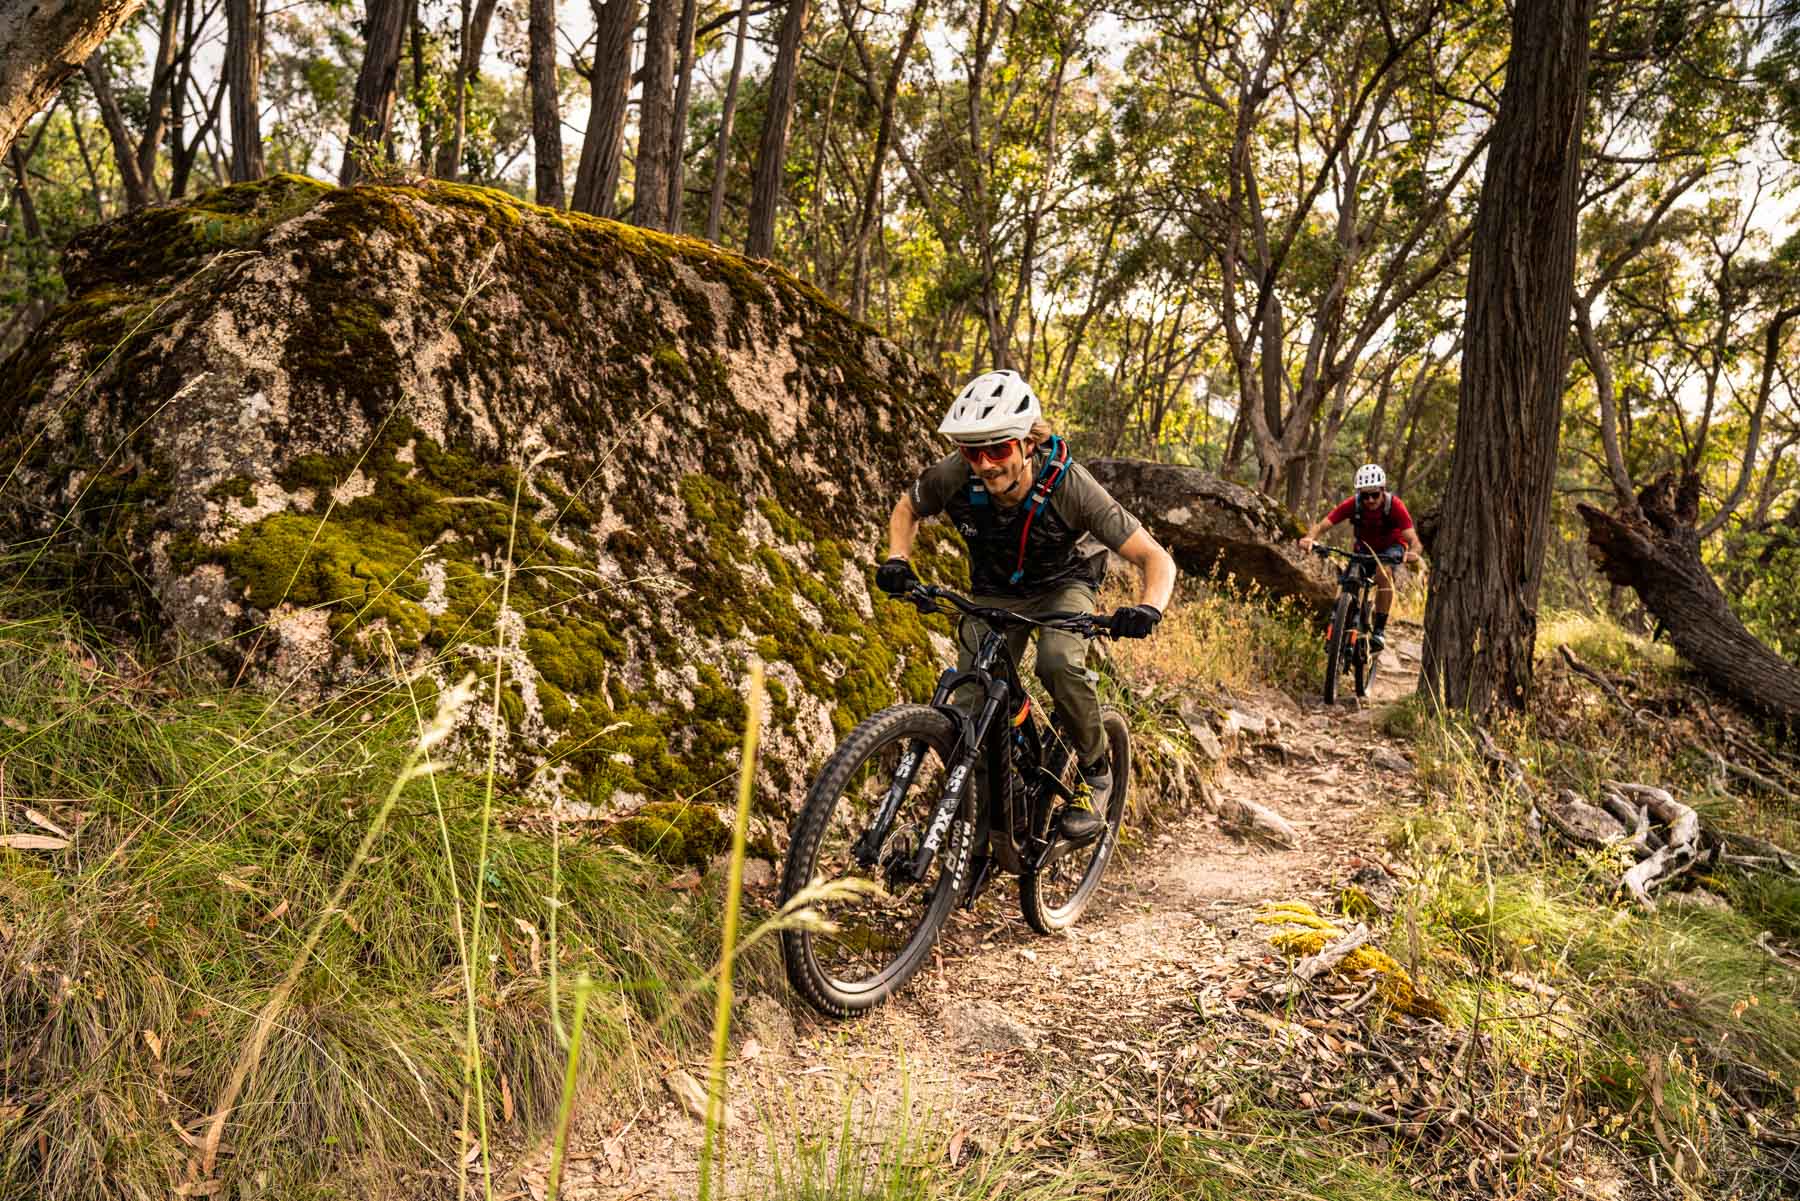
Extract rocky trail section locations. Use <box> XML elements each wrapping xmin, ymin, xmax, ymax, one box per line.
<box><xmin>511</xmin><ymin>629</ymin><xmax>1588</xmax><ymax>1200</ymax></box>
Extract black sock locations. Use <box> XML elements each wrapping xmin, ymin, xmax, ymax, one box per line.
<box><xmin>1372</xmin><ymin>611</ymin><xmax>1389</xmax><ymax>634</ymax></box>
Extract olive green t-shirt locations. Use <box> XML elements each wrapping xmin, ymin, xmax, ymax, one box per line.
<box><xmin>908</xmin><ymin>448</ymin><xmax>1141</xmax><ymax>595</ymax></box>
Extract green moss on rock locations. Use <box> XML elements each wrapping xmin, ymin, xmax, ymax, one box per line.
<box><xmin>0</xmin><ymin>172</ymin><xmax>955</xmax><ymax>822</ymax></box>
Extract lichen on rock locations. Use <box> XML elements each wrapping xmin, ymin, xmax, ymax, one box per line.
<box><xmin>0</xmin><ymin>175</ymin><xmax>966</xmax><ymax>835</ymax></box>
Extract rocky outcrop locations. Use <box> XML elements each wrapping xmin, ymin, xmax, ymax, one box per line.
<box><xmin>0</xmin><ymin>174</ymin><xmax>963</xmax><ymax>819</ymax></box>
<box><xmin>1085</xmin><ymin>459</ymin><xmax>1335</xmax><ymax>615</ymax></box>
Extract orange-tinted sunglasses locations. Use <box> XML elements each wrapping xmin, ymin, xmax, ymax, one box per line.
<box><xmin>959</xmin><ymin>439</ymin><xmax>1019</xmax><ymax>466</ymax></box>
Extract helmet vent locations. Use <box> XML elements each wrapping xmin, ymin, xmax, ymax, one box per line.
<box><xmin>979</xmin><ymin>403</ymin><xmax>995</xmax><ymax>417</ymax></box>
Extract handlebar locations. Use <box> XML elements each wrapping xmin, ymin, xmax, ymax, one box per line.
<box><xmin>1312</xmin><ymin>544</ymin><xmax>1406</xmax><ymax>567</ymax></box>
<box><xmin>890</xmin><ymin>584</ymin><xmax>1115</xmax><ymax>638</ymax></box>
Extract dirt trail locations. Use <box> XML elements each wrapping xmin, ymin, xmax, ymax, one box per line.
<box><xmin>521</xmin><ymin>630</ymin><xmax>1429</xmax><ymax>1201</ymax></box>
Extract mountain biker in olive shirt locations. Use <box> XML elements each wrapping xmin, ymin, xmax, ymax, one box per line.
<box><xmin>1297</xmin><ymin>463</ymin><xmax>1422</xmax><ymax>652</ymax></box>
<box><xmin>875</xmin><ymin>369</ymin><xmax>1176</xmax><ymax>843</ymax></box>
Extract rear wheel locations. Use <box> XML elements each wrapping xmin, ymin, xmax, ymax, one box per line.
<box><xmin>779</xmin><ymin>704</ymin><xmax>972</xmax><ymax>1018</ymax></box>
<box><xmin>1323</xmin><ymin>591</ymin><xmax>1353</xmax><ymax>705</ymax></box>
<box><xmin>1020</xmin><ymin>709</ymin><xmax>1130</xmax><ymax>933</ymax></box>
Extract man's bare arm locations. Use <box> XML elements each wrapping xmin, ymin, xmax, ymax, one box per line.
<box><xmin>1118</xmin><ymin>528</ymin><xmax>1176</xmax><ymax>612</ymax></box>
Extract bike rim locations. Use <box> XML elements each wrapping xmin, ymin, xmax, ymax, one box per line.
<box><xmin>1031</xmin><ymin>721</ymin><xmax>1127</xmax><ymax>918</ymax></box>
<box><xmin>796</xmin><ymin>736</ymin><xmax>969</xmax><ymax>998</ymax></box>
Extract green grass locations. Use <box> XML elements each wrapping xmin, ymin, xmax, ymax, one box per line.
<box><xmin>0</xmin><ymin>600</ymin><xmax>720</xmax><ymax>1199</ymax></box>
<box><xmin>1384</xmin><ymin>654</ymin><xmax>1800</xmax><ymax>1197</ymax></box>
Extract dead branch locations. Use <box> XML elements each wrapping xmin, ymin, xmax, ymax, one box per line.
<box><xmin>1293</xmin><ymin>925</ymin><xmax>1372</xmax><ymax>983</ymax></box>
<box><xmin>1607</xmin><ymin>781</ymin><xmax>1701</xmax><ymax>909</ymax></box>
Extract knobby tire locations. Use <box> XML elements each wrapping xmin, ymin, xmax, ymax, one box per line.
<box><xmin>1019</xmin><ymin>709</ymin><xmax>1131</xmax><ymax>933</ymax></box>
<box><xmin>1323</xmin><ymin>591</ymin><xmax>1353</xmax><ymax>705</ymax></box>
<box><xmin>778</xmin><ymin>704</ymin><xmax>969</xmax><ymax>1018</ymax></box>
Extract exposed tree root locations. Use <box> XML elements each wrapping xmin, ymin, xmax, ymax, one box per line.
<box><xmin>1535</xmin><ymin>778</ymin><xmax>1798</xmax><ymax>910</ymax></box>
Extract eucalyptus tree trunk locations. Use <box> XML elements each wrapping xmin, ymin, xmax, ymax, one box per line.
<box><xmin>633</xmin><ymin>0</ymin><xmax>678</xmax><ymax>228</ymax></box>
<box><xmin>746</xmin><ymin>0</ymin><xmax>809</xmax><ymax>258</ymax></box>
<box><xmin>1421</xmin><ymin>0</ymin><xmax>1592</xmax><ymax>716</ymax></box>
<box><xmin>528</xmin><ymin>0</ymin><xmax>563</xmax><ymax>205</ymax></box>
<box><xmin>664</xmin><ymin>0</ymin><xmax>697</xmax><ymax>232</ymax></box>
<box><xmin>83</xmin><ymin>53</ymin><xmax>152</xmax><ymax>207</ymax></box>
<box><xmin>136</xmin><ymin>0</ymin><xmax>181</xmax><ymax>186</ymax></box>
<box><xmin>224</xmin><ymin>0</ymin><xmax>264</xmax><ymax>180</ymax></box>
<box><xmin>0</xmin><ymin>0</ymin><xmax>141</xmax><ymax>158</ymax></box>
<box><xmin>340</xmin><ymin>0</ymin><xmax>409</xmax><ymax>184</ymax></box>
<box><xmin>433</xmin><ymin>0</ymin><xmax>499</xmax><ymax>179</ymax></box>
<box><xmin>572</xmin><ymin>0</ymin><xmax>635</xmax><ymax>216</ymax></box>
<box><xmin>703</xmin><ymin>0</ymin><xmax>750</xmax><ymax>241</ymax></box>
<box><xmin>846</xmin><ymin>0</ymin><xmax>927</xmax><ymax>318</ymax></box>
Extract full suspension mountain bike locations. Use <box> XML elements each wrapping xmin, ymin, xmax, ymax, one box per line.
<box><xmin>778</xmin><ymin>584</ymin><xmax>1130</xmax><ymax>1018</ymax></box>
<box><xmin>1313</xmin><ymin>543</ymin><xmax>1405</xmax><ymax>704</ymax></box>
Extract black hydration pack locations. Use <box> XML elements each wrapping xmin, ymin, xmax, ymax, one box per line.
<box><xmin>966</xmin><ymin>435</ymin><xmax>1073</xmax><ymax>586</ymax></box>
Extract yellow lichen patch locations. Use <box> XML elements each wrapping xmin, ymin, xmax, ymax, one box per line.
<box><xmin>1256</xmin><ymin>900</ymin><xmax>1448</xmax><ymax>1021</ymax></box>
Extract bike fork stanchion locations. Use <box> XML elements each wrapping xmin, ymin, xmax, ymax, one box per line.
<box><xmin>851</xmin><ymin>738</ymin><xmax>927</xmax><ymax>868</ymax></box>
<box><xmin>906</xmin><ymin>686</ymin><xmax>1005</xmax><ymax>882</ymax></box>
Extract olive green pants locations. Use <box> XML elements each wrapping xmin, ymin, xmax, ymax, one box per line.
<box><xmin>956</xmin><ymin>581</ymin><xmax>1105</xmax><ymax>768</ymax></box>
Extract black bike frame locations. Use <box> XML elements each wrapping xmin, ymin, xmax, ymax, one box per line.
<box><xmin>860</xmin><ymin>614</ymin><xmax>1072</xmax><ymax>885</ymax></box>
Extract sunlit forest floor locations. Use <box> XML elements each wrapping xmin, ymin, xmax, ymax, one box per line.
<box><xmin>3</xmin><ymin>584</ymin><xmax>1797</xmax><ymax>1200</ymax></box>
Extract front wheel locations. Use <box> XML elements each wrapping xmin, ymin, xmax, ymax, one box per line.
<box><xmin>1354</xmin><ymin>595</ymin><xmax>1379</xmax><ymax>698</ymax></box>
<box><xmin>1323</xmin><ymin>591</ymin><xmax>1353</xmax><ymax>705</ymax></box>
<box><xmin>1020</xmin><ymin>709</ymin><xmax>1131</xmax><ymax>933</ymax></box>
<box><xmin>778</xmin><ymin>704</ymin><xmax>972</xmax><ymax>1018</ymax></box>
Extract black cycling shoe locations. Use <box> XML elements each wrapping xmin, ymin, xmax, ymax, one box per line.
<box><xmin>1368</xmin><ymin>630</ymin><xmax>1386</xmax><ymax>652</ymax></box>
<box><xmin>1057</xmin><ymin>806</ymin><xmax>1106</xmax><ymax>844</ymax></box>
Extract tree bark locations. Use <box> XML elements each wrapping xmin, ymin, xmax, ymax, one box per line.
<box><xmin>8</xmin><ymin>134</ymin><xmax>47</xmax><ymax>241</ymax></box>
<box><xmin>434</xmin><ymin>0</ymin><xmax>500</xmax><ymax>179</ymax></box>
<box><xmin>82</xmin><ymin>52</ymin><xmax>151</xmax><ymax>208</ymax></box>
<box><xmin>664</xmin><ymin>0</ymin><xmax>698</xmax><ymax>233</ymax></box>
<box><xmin>1578</xmin><ymin>474</ymin><xmax>1800</xmax><ymax>728</ymax></box>
<box><xmin>409</xmin><ymin>0</ymin><xmax>434</xmax><ymax>172</ymax></box>
<box><xmin>340</xmin><ymin>0</ymin><xmax>410</xmax><ymax>184</ymax></box>
<box><xmin>0</xmin><ymin>0</ymin><xmax>141</xmax><ymax>158</ymax></box>
<box><xmin>633</xmin><ymin>0</ymin><xmax>678</xmax><ymax>228</ymax></box>
<box><xmin>136</xmin><ymin>0</ymin><xmax>181</xmax><ymax>187</ymax></box>
<box><xmin>703</xmin><ymin>0</ymin><xmax>750</xmax><ymax>241</ymax></box>
<box><xmin>224</xmin><ymin>0</ymin><xmax>264</xmax><ymax>180</ymax></box>
<box><xmin>843</xmin><ymin>0</ymin><xmax>926</xmax><ymax>315</ymax></box>
<box><xmin>745</xmin><ymin>0</ymin><xmax>808</xmax><ymax>259</ymax></box>
<box><xmin>528</xmin><ymin>0</ymin><xmax>563</xmax><ymax>205</ymax></box>
<box><xmin>1420</xmin><ymin>0</ymin><xmax>1592</xmax><ymax>717</ymax></box>
<box><xmin>572</xmin><ymin>0</ymin><xmax>636</xmax><ymax>216</ymax></box>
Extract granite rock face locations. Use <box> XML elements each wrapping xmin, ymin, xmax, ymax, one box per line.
<box><xmin>0</xmin><ymin>174</ymin><xmax>962</xmax><ymax>820</ymax></box>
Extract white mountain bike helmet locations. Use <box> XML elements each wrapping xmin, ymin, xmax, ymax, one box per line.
<box><xmin>937</xmin><ymin>369</ymin><xmax>1041</xmax><ymax>445</ymax></box>
<box><xmin>1354</xmin><ymin>463</ymin><xmax>1387</xmax><ymax>492</ymax></box>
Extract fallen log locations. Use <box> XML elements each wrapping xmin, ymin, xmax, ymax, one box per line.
<box><xmin>1576</xmin><ymin>472</ymin><xmax>1800</xmax><ymax>729</ymax></box>
<box><xmin>1085</xmin><ymin>459</ymin><xmax>1337</xmax><ymax>615</ymax></box>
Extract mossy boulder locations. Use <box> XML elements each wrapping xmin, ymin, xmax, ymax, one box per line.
<box><xmin>0</xmin><ymin>174</ymin><xmax>970</xmax><ymax>820</ymax></box>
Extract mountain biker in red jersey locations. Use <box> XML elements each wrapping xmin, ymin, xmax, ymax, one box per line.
<box><xmin>1297</xmin><ymin>463</ymin><xmax>1423</xmax><ymax>652</ymax></box>
<box><xmin>875</xmin><ymin>369</ymin><xmax>1176</xmax><ymax>843</ymax></box>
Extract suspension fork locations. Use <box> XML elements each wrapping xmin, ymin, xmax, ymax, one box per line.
<box><xmin>903</xmin><ymin>681</ymin><xmax>1007</xmax><ymax>883</ymax></box>
<box><xmin>852</xmin><ymin>738</ymin><xmax>928</xmax><ymax>868</ymax></box>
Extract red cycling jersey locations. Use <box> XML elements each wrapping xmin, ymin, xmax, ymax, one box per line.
<box><xmin>1325</xmin><ymin>494</ymin><xmax>1414</xmax><ymax>554</ymax></box>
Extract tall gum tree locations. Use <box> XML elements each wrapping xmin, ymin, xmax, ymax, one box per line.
<box><xmin>0</xmin><ymin>0</ymin><xmax>142</xmax><ymax>157</ymax></box>
<box><xmin>1421</xmin><ymin>0</ymin><xmax>1593</xmax><ymax>716</ymax></box>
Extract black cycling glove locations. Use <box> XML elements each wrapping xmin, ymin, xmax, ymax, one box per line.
<box><xmin>1110</xmin><ymin>604</ymin><xmax>1163</xmax><ymax>639</ymax></box>
<box><xmin>876</xmin><ymin>557</ymin><xmax>920</xmax><ymax>596</ymax></box>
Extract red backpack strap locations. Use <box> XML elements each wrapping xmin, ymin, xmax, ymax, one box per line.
<box><xmin>1009</xmin><ymin>436</ymin><xmax>1071</xmax><ymax>585</ymax></box>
